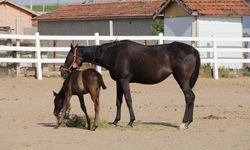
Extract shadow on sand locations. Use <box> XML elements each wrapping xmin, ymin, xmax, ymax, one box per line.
<box><xmin>139</xmin><ymin>122</ymin><xmax>179</xmax><ymax>129</ymax></box>
<box><xmin>37</xmin><ymin>123</ymin><xmax>57</xmax><ymax>128</ymax></box>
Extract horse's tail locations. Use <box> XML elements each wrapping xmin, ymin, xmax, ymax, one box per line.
<box><xmin>190</xmin><ymin>49</ymin><xmax>200</xmax><ymax>89</ymax></box>
<box><xmin>96</xmin><ymin>72</ymin><xmax>107</xmax><ymax>90</ymax></box>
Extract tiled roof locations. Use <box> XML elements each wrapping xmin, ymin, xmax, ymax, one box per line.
<box><xmin>34</xmin><ymin>0</ymin><xmax>164</xmax><ymax>21</ymax></box>
<box><xmin>180</xmin><ymin>0</ymin><xmax>250</xmax><ymax>16</ymax></box>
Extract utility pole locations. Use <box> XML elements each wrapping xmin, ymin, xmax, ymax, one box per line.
<box><xmin>30</xmin><ymin>0</ymin><xmax>33</xmax><ymax>10</ymax></box>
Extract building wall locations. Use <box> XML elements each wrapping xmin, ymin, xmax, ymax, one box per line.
<box><xmin>38</xmin><ymin>20</ymin><xmax>109</xmax><ymax>35</ymax></box>
<box><xmin>0</xmin><ymin>3</ymin><xmax>33</xmax><ymax>34</ymax></box>
<box><xmin>38</xmin><ymin>18</ymin><xmax>153</xmax><ymax>36</ymax></box>
<box><xmin>197</xmin><ymin>16</ymin><xmax>243</xmax><ymax>69</ymax></box>
<box><xmin>113</xmin><ymin>19</ymin><xmax>153</xmax><ymax>35</ymax></box>
<box><xmin>243</xmin><ymin>16</ymin><xmax>250</xmax><ymax>35</ymax></box>
<box><xmin>197</xmin><ymin>16</ymin><xmax>242</xmax><ymax>47</ymax></box>
<box><xmin>164</xmin><ymin>2</ymin><xmax>189</xmax><ymax>17</ymax></box>
<box><xmin>164</xmin><ymin>16</ymin><xmax>194</xmax><ymax>37</ymax></box>
<box><xmin>38</xmin><ymin>18</ymin><xmax>154</xmax><ymax>47</ymax></box>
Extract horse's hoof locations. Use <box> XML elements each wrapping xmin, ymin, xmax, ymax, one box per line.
<box><xmin>54</xmin><ymin>126</ymin><xmax>59</xmax><ymax>129</ymax></box>
<box><xmin>127</xmin><ymin>122</ymin><xmax>134</xmax><ymax>128</ymax></box>
<box><xmin>178</xmin><ymin>123</ymin><xmax>188</xmax><ymax>130</ymax></box>
<box><xmin>85</xmin><ymin>123</ymin><xmax>91</xmax><ymax>130</ymax></box>
<box><xmin>108</xmin><ymin>122</ymin><xmax>118</xmax><ymax>127</ymax></box>
<box><xmin>126</xmin><ymin>124</ymin><xmax>133</xmax><ymax>128</ymax></box>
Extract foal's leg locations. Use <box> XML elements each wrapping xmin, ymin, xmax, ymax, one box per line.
<box><xmin>78</xmin><ymin>95</ymin><xmax>91</xmax><ymax>130</ymax></box>
<box><xmin>112</xmin><ymin>81</ymin><xmax>123</xmax><ymax>126</ymax></box>
<box><xmin>120</xmin><ymin>79</ymin><xmax>135</xmax><ymax>127</ymax></box>
<box><xmin>90</xmin><ymin>92</ymin><xmax>100</xmax><ymax>131</ymax></box>
<box><xmin>57</xmin><ymin>96</ymin><xmax>71</xmax><ymax>128</ymax></box>
<box><xmin>175</xmin><ymin>77</ymin><xmax>195</xmax><ymax>129</ymax></box>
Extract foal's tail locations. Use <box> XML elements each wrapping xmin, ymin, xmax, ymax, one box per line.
<box><xmin>96</xmin><ymin>73</ymin><xmax>107</xmax><ymax>90</ymax></box>
<box><xmin>190</xmin><ymin>49</ymin><xmax>200</xmax><ymax>89</ymax></box>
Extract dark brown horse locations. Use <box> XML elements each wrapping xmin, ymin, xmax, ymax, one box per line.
<box><xmin>61</xmin><ymin>40</ymin><xmax>200</xmax><ymax>129</ymax></box>
<box><xmin>53</xmin><ymin>68</ymin><xmax>106</xmax><ymax>131</ymax></box>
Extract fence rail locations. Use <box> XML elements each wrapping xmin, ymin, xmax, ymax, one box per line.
<box><xmin>0</xmin><ymin>32</ymin><xmax>250</xmax><ymax>80</ymax></box>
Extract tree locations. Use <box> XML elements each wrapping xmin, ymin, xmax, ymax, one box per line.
<box><xmin>151</xmin><ymin>19</ymin><xmax>164</xmax><ymax>35</ymax></box>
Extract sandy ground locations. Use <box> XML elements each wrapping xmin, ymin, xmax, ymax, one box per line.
<box><xmin>0</xmin><ymin>71</ymin><xmax>250</xmax><ymax>150</ymax></box>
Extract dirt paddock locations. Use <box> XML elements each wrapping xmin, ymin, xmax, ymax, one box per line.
<box><xmin>0</xmin><ymin>71</ymin><xmax>250</xmax><ymax>150</ymax></box>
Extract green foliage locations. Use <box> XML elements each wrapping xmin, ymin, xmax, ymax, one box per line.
<box><xmin>65</xmin><ymin>114</ymin><xmax>108</xmax><ymax>129</ymax></box>
<box><xmin>26</xmin><ymin>4</ymin><xmax>63</xmax><ymax>12</ymax></box>
<box><xmin>240</xmin><ymin>68</ymin><xmax>250</xmax><ymax>77</ymax></box>
<box><xmin>200</xmin><ymin>64</ymin><xmax>212</xmax><ymax>78</ymax></box>
<box><xmin>219</xmin><ymin>67</ymin><xmax>231</xmax><ymax>78</ymax></box>
<box><xmin>151</xmin><ymin>19</ymin><xmax>164</xmax><ymax>35</ymax></box>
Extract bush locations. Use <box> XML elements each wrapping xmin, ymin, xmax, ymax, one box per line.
<box><xmin>65</xmin><ymin>114</ymin><xmax>108</xmax><ymax>129</ymax></box>
<box><xmin>219</xmin><ymin>67</ymin><xmax>231</xmax><ymax>78</ymax></box>
<box><xmin>240</xmin><ymin>68</ymin><xmax>250</xmax><ymax>77</ymax></box>
<box><xmin>200</xmin><ymin>64</ymin><xmax>212</xmax><ymax>78</ymax></box>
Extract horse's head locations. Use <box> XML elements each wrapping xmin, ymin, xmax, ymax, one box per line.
<box><xmin>53</xmin><ymin>91</ymin><xmax>64</xmax><ymax>118</ymax></box>
<box><xmin>60</xmin><ymin>44</ymin><xmax>83</xmax><ymax>79</ymax></box>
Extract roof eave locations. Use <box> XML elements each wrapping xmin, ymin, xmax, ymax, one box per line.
<box><xmin>34</xmin><ymin>16</ymin><xmax>154</xmax><ymax>21</ymax></box>
<box><xmin>153</xmin><ymin>0</ymin><xmax>193</xmax><ymax>19</ymax></box>
<box><xmin>0</xmin><ymin>0</ymin><xmax>39</xmax><ymax>16</ymax></box>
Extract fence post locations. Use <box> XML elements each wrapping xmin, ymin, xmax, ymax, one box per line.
<box><xmin>35</xmin><ymin>32</ymin><xmax>42</xmax><ymax>80</ymax></box>
<box><xmin>94</xmin><ymin>32</ymin><xmax>102</xmax><ymax>74</ymax></box>
<box><xmin>158</xmin><ymin>33</ymin><xmax>164</xmax><ymax>44</ymax></box>
<box><xmin>16</xmin><ymin>39</ymin><xmax>20</xmax><ymax>76</ymax></box>
<box><xmin>212</xmin><ymin>35</ymin><xmax>219</xmax><ymax>79</ymax></box>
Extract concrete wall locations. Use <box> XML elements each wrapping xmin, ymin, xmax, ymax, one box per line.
<box><xmin>164</xmin><ymin>16</ymin><xmax>194</xmax><ymax>37</ymax></box>
<box><xmin>0</xmin><ymin>3</ymin><xmax>33</xmax><ymax>34</ymax></box>
<box><xmin>113</xmin><ymin>19</ymin><xmax>153</xmax><ymax>35</ymax></box>
<box><xmin>38</xmin><ymin>20</ymin><xmax>109</xmax><ymax>35</ymax></box>
<box><xmin>38</xmin><ymin>18</ymin><xmax>154</xmax><ymax>47</ymax></box>
<box><xmin>243</xmin><ymin>16</ymin><xmax>250</xmax><ymax>35</ymax></box>
<box><xmin>38</xmin><ymin>18</ymin><xmax>153</xmax><ymax>36</ymax></box>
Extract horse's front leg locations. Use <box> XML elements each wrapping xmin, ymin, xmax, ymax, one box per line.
<box><xmin>112</xmin><ymin>81</ymin><xmax>123</xmax><ymax>126</ymax></box>
<box><xmin>120</xmin><ymin>79</ymin><xmax>135</xmax><ymax>127</ymax></box>
<box><xmin>56</xmin><ymin>98</ymin><xmax>70</xmax><ymax>128</ymax></box>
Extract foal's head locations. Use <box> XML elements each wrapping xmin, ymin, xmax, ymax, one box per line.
<box><xmin>53</xmin><ymin>91</ymin><xmax>64</xmax><ymax>118</ymax></box>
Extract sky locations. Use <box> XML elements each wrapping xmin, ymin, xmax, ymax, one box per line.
<box><xmin>11</xmin><ymin>0</ymin><xmax>84</xmax><ymax>5</ymax></box>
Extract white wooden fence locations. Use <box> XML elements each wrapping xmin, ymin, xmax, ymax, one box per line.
<box><xmin>0</xmin><ymin>32</ymin><xmax>250</xmax><ymax>80</ymax></box>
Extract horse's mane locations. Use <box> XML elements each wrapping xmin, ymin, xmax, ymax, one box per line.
<box><xmin>101</xmin><ymin>40</ymin><xmax>133</xmax><ymax>50</ymax></box>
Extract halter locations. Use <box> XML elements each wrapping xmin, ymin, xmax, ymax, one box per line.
<box><xmin>60</xmin><ymin>47</ymin><xmax>79</xmax><ymax>73</ymax></box>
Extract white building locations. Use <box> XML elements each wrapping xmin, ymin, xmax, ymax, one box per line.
<box><xmin>155</xmin><ymin>0</ymin><xmax>250</xmax><ymax>69</ymax></box>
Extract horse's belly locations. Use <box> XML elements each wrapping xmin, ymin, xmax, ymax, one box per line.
<box><xmin>131</xmin><ymin>69</ymin><xmax>172</xmax><ymax>84</ymax></box>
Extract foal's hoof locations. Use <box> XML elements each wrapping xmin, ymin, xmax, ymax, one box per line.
<box><xmin>91</xmin><ymin>126</ymin><xmax>98</xmax><ymax>131</ymax></box>
<box><xmin>178</xmin><ymin>123</ymin><xmax>188</xmax><ymax>130</ymax></box>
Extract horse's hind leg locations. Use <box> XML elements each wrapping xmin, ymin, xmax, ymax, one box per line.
<box><xmin>174</xmin><ymin>76</ymin><xmax>195</xmax><ymax>129</ymax></box>
<box><xmin>90</xmin><ymin>92</ymin><xmax>100</xmax><ymax>131</ymax></box>
<box><xmin>112</xmin><ymin>81</ymin><xmax>123</xmax><ymax>126</ymax></box>
<box><xmin>78</xmin><ymin>95</ymin><xmax>91</xmax><ymax>130</ymax></box>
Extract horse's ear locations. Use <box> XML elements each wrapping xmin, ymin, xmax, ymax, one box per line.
<box><xmin>76</xmin><ymin>43</ymin><xmax>79</xmax><ymax>47</ymax></box>
<box><xmin>53</xmin><ymin>91</ymin><xmax>58</xmax><ymax>97</ymax></box>
<box><xmin>70</xmin><ymin>43</ymin><xmax>74</xmax><ymax>49</ymax></box>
